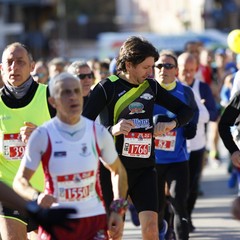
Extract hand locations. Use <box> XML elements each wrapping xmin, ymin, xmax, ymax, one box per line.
<box><xmin>111</xmin><ymin>119</ymin><xmax>135</xmax><ymax>136</ymax></box>
<box><xmin>19</xmin><ymin>122</ymin><xmax>37</xmax><ymax>144</ymax></box>
<box><xmin>231</xmin><ymin>151</ymin><xmax>240</xmax><ymax>168</ymax></box>
<box><xmin>154</xmin><ymin>121</ymin><xmax>176</xmax><ymax>137</ymax></box>
<box><xmin>26</xmin><ymin>201</ymin><xmax>76</xmax><ymax>238</ymax></box>
<box><xmin>37</xmin><ymin>193</ymin><xmax>57</xmax><ymax>208</ymax></box>
<box><xmin>108</xmin><ymin>212</ymin><xmax>124</xmax><ymax>240</ymax></box>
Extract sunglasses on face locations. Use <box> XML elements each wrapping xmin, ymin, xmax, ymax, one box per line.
<box><xmin>155</xmin><ymin>63</ymin><xmax>176</xmax><ymax>70</ymax></box>
<box><xmin>78</xmin><ymin>73</ymin><xmax>93</xmax><ymax>80</ymax></box>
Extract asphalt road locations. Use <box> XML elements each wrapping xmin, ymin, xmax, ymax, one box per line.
<box><xmin>122</xmin><ymin>160</ymin><xmax>240</xmax><ymax>239</ymax></box>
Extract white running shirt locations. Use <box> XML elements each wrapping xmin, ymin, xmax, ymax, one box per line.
<box><xmin>21</xmin><ymin>116</ymin><xmax>118</xmax><ymax>218</ymax></box>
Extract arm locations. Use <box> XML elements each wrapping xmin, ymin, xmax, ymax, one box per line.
<box><xmin>182</xmin><ymin>86</ymin><xmax>200</xmax><ymax>139</ymax></box>
<box><xmin>154</xmin><ymin>81</ymin><xmax>194</xmax><ymax>127</ymax></box>
<box><xmin>105</xmin><ymin>157</ymin><xmax>128</xmax><ymax>201</ymax></box>
<box><xmin>82</xmin><ymin>82</ymin><xmax>108</xmax><ymax>120</ymax></box>
<box><xmin>13</xmin><ymin>166</ymin><xmax>39</xmax><ymax>202</ymax></box>
<box><xmin>106</xmin><ymin>157</ymin><xmax>128</xmax><ymax>240</ymax></box>
<box><xmin>0</xmin><ymin>181</ymin><xmax>76</xmax><ymax>237</ymax></box>
<box><xmin>192</xmin><ymin>89</ymin><xmax>209</xmax><ymax>124</ymax></box>
<box><xmin>96</xmin><ymin>124</ymin><xmax>128</xmax><ymax>199</ymax></box>
<box><xmin>0</xmin><ymin>181</ymin><xmax>29</xmax><ymax>212</ymax></box>
<box><xmin>200</xmin><ymin>82</ymin><xmax>218</xmax><ymax>121</ymax></box>
<box><xmin>13</xmin><ymin>127</ymin><xmax>57</xmax><ymax>208</ymax></box>
<box><xmin>96</xmin><ymin>124</ymin><xmax>128</xmax><ymax>239</ymax></box>
<box><xmin>84</xmin><ymin>81</ymin><xmax>136</xmax><ymax>136</ymax></box>
<box><xmin>219</xmin><ymin>92</ymin><xmax>240</xmax><ymax>167</ymax></box>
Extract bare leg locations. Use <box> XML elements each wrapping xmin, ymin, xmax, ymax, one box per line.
<box><xmin>0</xmin><ymin>217</ymin><xmax>27</xmax><ymax>240</ymax></box>
<box><xmin>139</xmin><ymin>210</ymin><xmax>158</xmax><ymax>240</ymax></box>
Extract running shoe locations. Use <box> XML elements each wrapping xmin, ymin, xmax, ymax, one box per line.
<box><xmin>128</xmin><ymin>204</ymin><xmax>140</xmax><ymax>226</ymax></box>
<box><xmin>159</xmin><ymin>219</ymin><xmax>168</xmax><ymax>240</ymax></box>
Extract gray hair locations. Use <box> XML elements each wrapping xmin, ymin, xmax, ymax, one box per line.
<box><xmin>2</xmin><ymin>42</ymin><xmax>33</xmax><ymax>62</ymax></box>
<box><xmin>48</xmin><ymin>72</ymin><xmax>80</xmax><ymax>97</ymax></box>
<box><xmin>67</xmin><ymin>60</ymin><xmax>90</xmax><ymax>76</ymax></box>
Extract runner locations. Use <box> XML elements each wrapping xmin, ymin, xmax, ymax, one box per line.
<box><xmin>14</xmin><ymin>72</ymin><xmax>128</xmax><ymax>240</ymax></box>
<box><xmin>83</xmin><ymin>36</ymin><xmax>194</xmax><ymax>239</ymax></box>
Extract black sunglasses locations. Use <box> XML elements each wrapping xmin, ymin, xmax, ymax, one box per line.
<box><xmin>155</xmin><ymin>63</ymin><xmax>176</xmax><ymax>70</ymax></box>
<box><xmin>77</xmin><ymin>73</ymin><xmax>93</xmax><ymax>80</ymax></box>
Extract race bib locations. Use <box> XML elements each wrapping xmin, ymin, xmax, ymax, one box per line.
<box><xmin>154</xmin><ymin>131</ymin><xmax>176</xmax><ymax>151</ymax></box>
<box><xmin>57</xmin><ymin>171</ymin><xmax>96</xmax><ymax>202</ymax></box>
<box><xmin>1</xmin><ymin>133</ymin><xmax>25</xmax><ymax>160</ymax></box>
<box><xmin>122</xmin><ymin>132</ymin><xmax>152</xmax><ymax>158</ymax></box>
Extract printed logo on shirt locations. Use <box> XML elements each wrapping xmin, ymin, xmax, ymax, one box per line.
<box><xmin>129</xmin><ymin>102</ymin><xmax>145</xmax><ymax>115</ymax></box>
<box><xmin>79</xmin><ymin>143</ymin><xmax>91</xmax><ymax>157</ymax></box>
<box><xmin>118</xmin><ymin>90</ymin><xmax>126</xmax><ymax>97</ymax></box>
<box><xmin>132</xmin><ymin>118</ymin><xmax>150</xmax><ymax>129</ymax></box>
<box><xmin>0</xmin><ymin>115</ymin><xmax>11</xmax><ymax>121</ymax></box>
<box><xmin>140</xmin><ymin>93</ymin><xmax>153</xmax><ymax>100</ymax></box>
<box><xmin>73</xmin><ymin>174</ymin><xmax>81</xmax><ymax>182</ymax></box>
<box><xmin>54</xmin><ymin>151</ymin><xmax>67</xmax><ymax>157</ymax></box>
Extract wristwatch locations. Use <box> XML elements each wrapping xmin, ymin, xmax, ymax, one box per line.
<box><xmin>32</xmin><ymin>191</ymin><xmax>40</xmax><ymax>202</ymax></box>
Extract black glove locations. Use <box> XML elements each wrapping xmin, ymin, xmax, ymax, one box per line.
<box><xmin>26</xmin><ymin>201</ymin><xmax>76</xmax><ymax>238</ymax></box>
<box><xmin>183</xmin><ymin>122</ymin><xmax>197</xmax><ymax>139</ymax></box>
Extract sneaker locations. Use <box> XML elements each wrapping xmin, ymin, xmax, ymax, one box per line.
<box><xmin>128</xmin><ymin>204</ymin><xmax>140</xmax><ymax>226</ymax></box>
<box><xmin>159</xmin><ymin>219</ymin><xmax>168</xmax><ymax>240</ymax></box>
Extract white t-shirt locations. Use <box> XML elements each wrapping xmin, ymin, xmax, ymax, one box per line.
<box><xmin>188</xmin><ymin>79</ymin><xmax>210</xmax><ymax>151</ymax></box>
<box><xmin>20</xmin><ymin>116</ymin><xmax>118</xmax><ymax>218</ymax></box>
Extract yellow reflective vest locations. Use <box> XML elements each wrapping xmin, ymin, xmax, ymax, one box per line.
<box><xmin>0</xmin><ymin>84</ymin><xmax>51</xmax><ymax>191</ymax></box>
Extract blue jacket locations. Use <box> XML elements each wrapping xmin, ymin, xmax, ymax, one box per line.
<box><xmin>153</xmin><ymin>81</ymin><xmax>198</xmax><ymax>164</ymax></box>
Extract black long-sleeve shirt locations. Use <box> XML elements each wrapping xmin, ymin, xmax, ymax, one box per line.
<box><xmin>83</xmin><ymin>76</ymin><xmax>194</xmax><ymax>169</ymax></box>
<box><xmin>219</xmin><ymin>91</ymin><xmax>240</xmax><ymax>154</ymax></box>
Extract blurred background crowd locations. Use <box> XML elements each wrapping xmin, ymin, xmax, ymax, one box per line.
<box><xmin>0</xmin><ymin>0</ymin><xmax>240</xmax><ymax>164</ymax></box>
<box><xmin>1</xmin><ymin>0</ymin><xmax>240</xmax><ymax>239</ymax></box>
<box><xmin>0</xmin><ymin>0</ymin><xmax>239</xmax><ymax>60</ymax></box>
